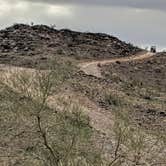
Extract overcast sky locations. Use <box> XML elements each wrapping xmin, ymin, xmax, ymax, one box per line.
<box><xmin>0</xmin><ymin>0</ymin><xmax>165</xmax><ymax>50</ymax></box>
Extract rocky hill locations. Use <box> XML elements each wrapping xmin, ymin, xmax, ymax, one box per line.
<box><xmin>0</xmin><ymin>24</ymin><xmax>165</xmax><ymax>166</ymax></box>
<box><xmin>0</xmin><ymin>24</ymin><xmax>141</xmax><ymax>64</ymax></box>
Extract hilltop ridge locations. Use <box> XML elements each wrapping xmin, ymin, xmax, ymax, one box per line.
<box><xmin>0</xmin><ymin>24</ymin><xmax>141</xmax><ymax>67</ymax></box>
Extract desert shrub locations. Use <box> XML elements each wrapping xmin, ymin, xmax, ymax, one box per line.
<box><xmin>104</xmin><ymin>92</ymin><xmax>124</xmax><ymax>107</ymax></box>
<box><xmin>45</xmin><ymin>102</ymin><xmax>102</xmax><ymax>166</ymax></box>
<box><xmin>0</xmin><ymin>62</ymin><xmax>102</xmax><ymax>166</ymax></box>
<box><xmin>107</xmin><ymin>108</ymin><xmax>166</xmax><ymax>166</ymax></box>
<box><xmin>0</xmin><ymin>59</ymin><xmax>165</xmax><ymax>166</ymax></box>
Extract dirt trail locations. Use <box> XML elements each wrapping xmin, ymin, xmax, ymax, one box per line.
<box><xmin>78</xmin><ymin>52</ymin><xmax>154</xmax><ymax>77</ymax></box>
<box><xmin>0</xmin><ymin>52</ymin><xmax>155</xmax><ymax>136</ymax></box>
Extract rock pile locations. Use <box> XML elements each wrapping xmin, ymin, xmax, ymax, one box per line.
<box><xmin>0</xmin><ymin>24</ymin><xmax>141</xmax><ymax>59</ymax></box>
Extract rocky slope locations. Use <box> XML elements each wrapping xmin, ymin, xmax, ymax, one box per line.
<box><xmin>0</xmin><ymin>24</ymin><xmax>141</xmax><ymax>67</ymax></box>
<box><xmin>68</xmin><ymin>52</ymin><xmax>166</xmax><ymax>132</ymax></box>
<box><xmin>101</xmin><ymin>52</ymin><xmax>166</xmax><ymax>92</ymax></box>
<box><xmin>100</xmin><ymin>52</ymin><xmax>166</xmax><ymax>131</ymax></box>
<box><xmin>0</xmin><ymin>24</ymin><xmax>165</xmax><ymax>166</ymax></box>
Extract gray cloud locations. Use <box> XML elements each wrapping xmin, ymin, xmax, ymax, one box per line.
<box><xmin>0</xmin><ymin>0</ymin><xmax>166</xmax><ymax>50</ymax></box>
<box><xmin>16</xmin><ymin>0</ymin><xmax>166</xmax><ymax>11</ymax></box>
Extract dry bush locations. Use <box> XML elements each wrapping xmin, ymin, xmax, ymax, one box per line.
<box><xmin>0</xmin><ymin>60</ymin><xmax>165</xmax><ymax>166</ymax></box>
<box><xmin>0</xmin><ymin>62</ymin><xmax>102</xmax><ymax>166</ymax></box>
<box><xmin>106</xmin><ymin>108</ymin><xmax>166</xmax><ymax>166</ymax></box>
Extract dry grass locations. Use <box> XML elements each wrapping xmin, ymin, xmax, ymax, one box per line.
<box><xmin>0</xmin><ymin>54</ymin><xmax>166</xmax><ymax>165</ymax></box>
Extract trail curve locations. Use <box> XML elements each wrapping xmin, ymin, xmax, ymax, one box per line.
<box><xmin>78</xmin><ymin>52</ymin><xmax>154</xmax><ymax>78</ymax></box>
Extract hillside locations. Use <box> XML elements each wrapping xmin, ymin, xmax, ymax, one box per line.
<box><xmin>0</xmin><ymin>24</ymin><xmax>141</xmax><ymax>68</ymax></box>
<box><xmin>102</xmin><ymin>52</ymin><xmax>166</xmax><ymax>92</ymax></box>
<box><xmin>72</xmin><ymin>52</ymin><xmax>166</xmax><ymax>132</ymax></box>
<box><xmin>0</xmin><ymin>24</ymin><xmax>165</xmax><ymax>166</ymax></box>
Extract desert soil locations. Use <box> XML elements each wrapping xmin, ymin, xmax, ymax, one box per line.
<box><xmin>78</xmin><ymin>52</ymin><xmax>154</xmax><ymax>77</ymax></box>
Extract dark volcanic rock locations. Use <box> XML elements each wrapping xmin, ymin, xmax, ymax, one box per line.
<box><xmin>0</xmin><ymin>24</ymin><xmax>141</xmax><ymax>62</ymax></box>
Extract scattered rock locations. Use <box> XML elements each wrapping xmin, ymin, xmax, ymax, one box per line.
<box><xmin>0</xmin><ymin>24</ymin><xmax>141</xmax><ymax>61</ymax></box>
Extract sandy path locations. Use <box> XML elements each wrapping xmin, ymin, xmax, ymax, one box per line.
<box><xmin>78</xmin><ymin>52</ymin><xmax>154</xmax><ymax>77</ymax></box>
